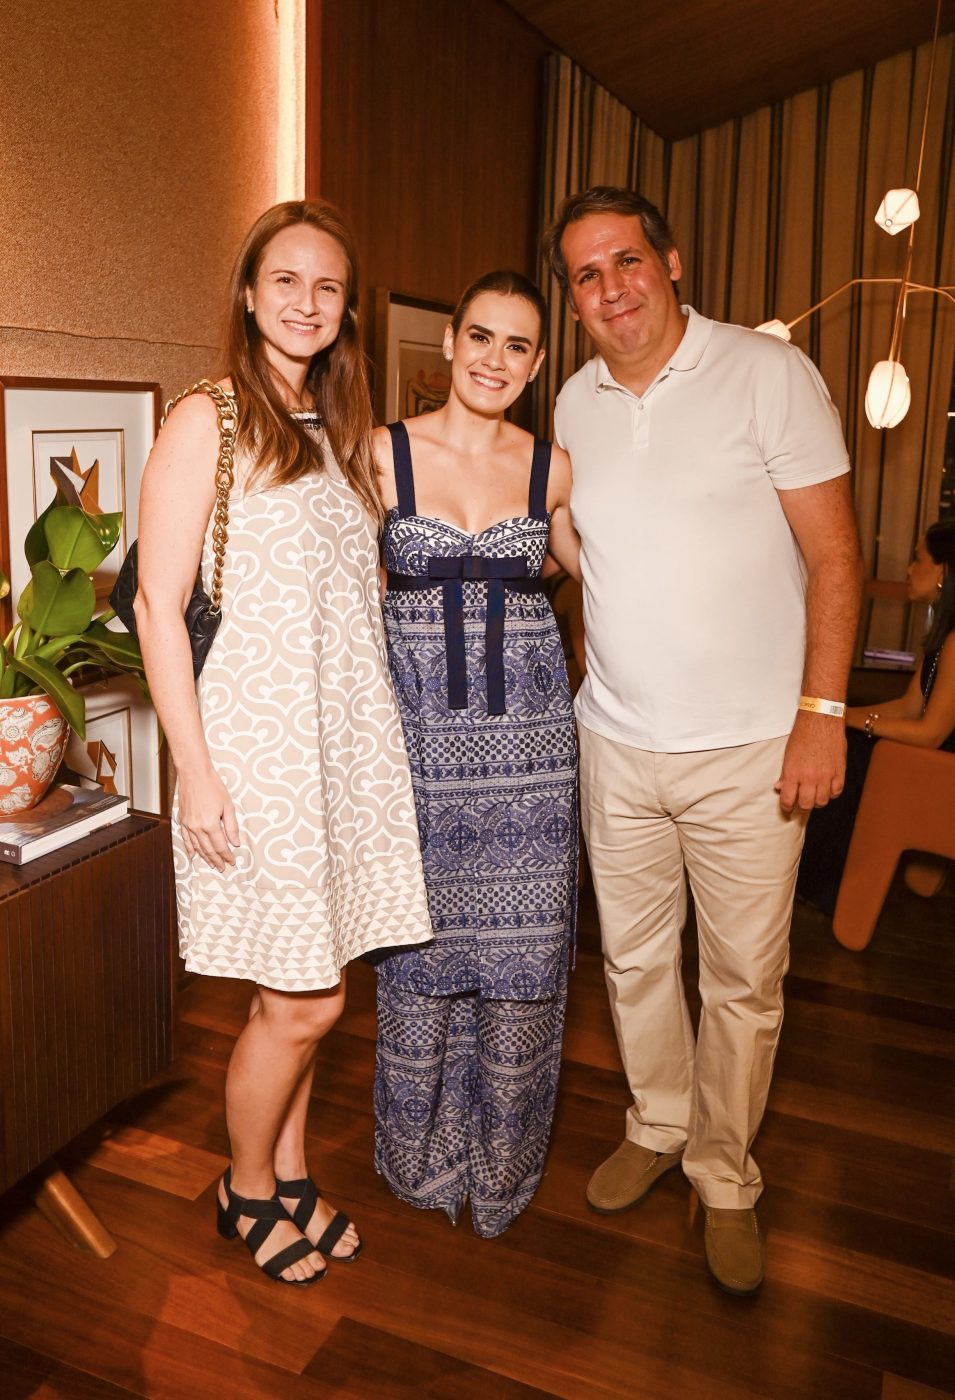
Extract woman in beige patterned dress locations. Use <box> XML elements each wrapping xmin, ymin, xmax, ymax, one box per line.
<box><xmin>134</xmin><ymin>202</ymin><xmax>432</xmax><ymax>1285</ymax></box>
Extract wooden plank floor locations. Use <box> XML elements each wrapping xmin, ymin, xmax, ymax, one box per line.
<box><xmin>0</xmin><ymin>874</ymin><xmax>952</xmax><ymax>1399</ymax></box>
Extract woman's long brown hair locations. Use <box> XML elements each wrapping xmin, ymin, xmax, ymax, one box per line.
<box><xmin>225</xmin><ymin>199</ymin><xmax>381</xmax><ymax>523</ymax></box>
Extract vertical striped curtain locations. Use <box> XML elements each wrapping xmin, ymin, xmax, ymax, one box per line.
<box><xmin>538</xmin><ymin>41</ymin><xmax>955</xmax><ymax>648</ymax></box>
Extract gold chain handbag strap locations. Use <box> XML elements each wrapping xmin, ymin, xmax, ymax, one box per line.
<box><xmin>162</xmin><ymin>378</ymin><xmax>238</xmax><ymax>615</ymax></box>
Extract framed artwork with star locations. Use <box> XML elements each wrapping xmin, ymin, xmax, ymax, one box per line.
<box><xmin>0</xmin><ymin>377</ymin><xmax>163</xmax><ymax>812</ymax></box>
<box><xmin>0</xmin><ymin>376</ymin><xmax>160</xmax><ymax>613</ymax></box>
<box><xmin>62</xmin><ymin>676</ymin><xmax>163</xmax><ymax>814</ymax></box>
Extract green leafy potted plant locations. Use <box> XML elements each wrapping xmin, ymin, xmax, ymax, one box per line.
<box><xmin>0</xmin><ymin>492</ymin><xmax>147</xmax><ymax>814</ymax></box>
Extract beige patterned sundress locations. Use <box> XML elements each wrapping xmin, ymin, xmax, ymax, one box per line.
<box><xmin>173</xmin><ymin>416</ymin><xmax>433</xmax><ymax>991</ymax></box>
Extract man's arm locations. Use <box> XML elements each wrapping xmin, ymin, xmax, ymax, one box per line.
<box><xmin>775</xmin><ymin>474</ymin><xmax>864</xmax><ymax>812</ymax></box>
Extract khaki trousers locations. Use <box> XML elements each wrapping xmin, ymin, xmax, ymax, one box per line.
<box><xmin>579</xmin><ymin>727</ymin><xmax>806</xmax><ymax>1208</ymax></box>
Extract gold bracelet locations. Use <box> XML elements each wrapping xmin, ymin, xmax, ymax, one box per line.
<box><xmin>798</xmin><ymin>695</ymin><xmax>846</xmax><ymax>718</ymax></box>
<box><xmin>864</xmin><ymin>712</ymin><xmax>879</xmax><ymax>739</ymax></box>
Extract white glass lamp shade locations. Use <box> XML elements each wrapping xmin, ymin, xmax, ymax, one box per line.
<box><xmin>754</xmin><ymin>318</ymin><xmax>792</xmax><ymax>341</ymax></box>
<box><xmin>865</xmin><ymin>360</ymin><xmax>911</xmax><ymax>429</ymax></box>
<box><xmin>874</xmin><ymin>188</ymin><xmax>921</xmax><ymax>235</ymax></box>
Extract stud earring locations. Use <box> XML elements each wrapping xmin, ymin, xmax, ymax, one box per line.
<box><xmin>443</xmin><ymin>349</ymin><xmax>452</xmax><ymax>361</ymax></box>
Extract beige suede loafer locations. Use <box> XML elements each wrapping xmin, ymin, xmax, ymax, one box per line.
<box><xmin>586</xmin><ymin>1141</ymin><xmax>684</xmax><ymax>1214</ymax></box>
<box><xmin>703</xmin><ymin>1206</ymin><xmax>765</xmax><ymax>1295</ymax></box>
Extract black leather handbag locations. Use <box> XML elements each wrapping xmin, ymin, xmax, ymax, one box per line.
<box><xmin>109</xmin><ymin>380</ymin><xmax>237</xmax><ymax>678</ymax></box>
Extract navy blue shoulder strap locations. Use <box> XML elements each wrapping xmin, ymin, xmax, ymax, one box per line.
<box><xmin>528</xmin><ymin>438</ymin><xmax>552</xmax><ymax>520</ymax></box>
<box><xmin>386</xmin><ymin>421</ymin><xmax>417</xmax><ymax>517</ymax></box>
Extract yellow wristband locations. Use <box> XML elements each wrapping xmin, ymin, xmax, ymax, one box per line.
<box><xmin>798</xmin><ymin>695</ymin><xmax>846</xmax><ymax>718</ymax></box>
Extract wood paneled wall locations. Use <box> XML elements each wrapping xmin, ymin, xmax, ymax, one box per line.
<box><xmin>310</xmin><ymin>0</ymin><xmax>551</xmax><ymax>313</ymax></box>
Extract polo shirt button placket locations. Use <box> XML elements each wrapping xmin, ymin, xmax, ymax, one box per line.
<box><xmin>633</xmin><ymin>396</ymin><xmax>649</xmax><ymax>451</ymax></box>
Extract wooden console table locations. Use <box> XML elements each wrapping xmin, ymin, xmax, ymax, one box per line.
<box><xmin>0</xmin><ymin>816</ymin><xmax>173</xmax><ymax>1253</ymax></box>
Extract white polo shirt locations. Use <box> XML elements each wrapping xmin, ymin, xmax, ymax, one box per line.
<box><xmin>554</xmin><ymin>306</ymin><xmax>850</xmax><ymax>753</ymax></box>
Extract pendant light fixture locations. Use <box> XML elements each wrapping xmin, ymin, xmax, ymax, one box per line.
<box><xmin>755</xmin><ymin>0</ymin><xmax>953</xmax><ymax>429</ymax></box>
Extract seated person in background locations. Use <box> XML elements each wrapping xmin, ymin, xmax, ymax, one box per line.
<box><xmin>797</xmin><ymin>518</ymin><xmax>955</xmax><ymax>917</ymax></box>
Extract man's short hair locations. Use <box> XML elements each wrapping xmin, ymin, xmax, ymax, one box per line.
<box><xmin>543</xmin><ymin>187</ymin><xmax>677</xmax><ymax>298</ymax></box>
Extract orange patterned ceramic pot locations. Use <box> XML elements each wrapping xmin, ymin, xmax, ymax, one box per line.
<box><xmin>0</xmin><ymin>696</ymin><xmax>70</xmax><ymax>814</ymax></box>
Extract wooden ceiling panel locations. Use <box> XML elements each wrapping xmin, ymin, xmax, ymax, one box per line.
<box><xmin>504</xmin><ymin>0</ymin><xmax>953</xmax><ymax>137</ymax></box>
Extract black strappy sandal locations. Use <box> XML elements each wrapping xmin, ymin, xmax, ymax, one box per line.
<box><xmin>275</xmin><ymin>1176</ymin><xmax>362</xmax><ymax>1263</ymax></box>
<box><xmin>216</xmin><ymin>1167</ymin><xmax>327</xmax><ymax>1285</ymax></box>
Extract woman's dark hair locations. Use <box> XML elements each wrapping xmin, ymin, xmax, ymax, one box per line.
<box><xmin>225</xmin><ymin>198</ymin><xmax>380</xmax><ymax>523</ymax></box>
<box><xmin>450</xmin><ymin>270</ymin><xmax>547</xmax><ymax>348</ymax></box>
<box><xmin>925</xmin><ymin>517</ymin><xmax>955</xmax><ymax>654</ymax></box>
<box><xmin>543</xmin><ymin>186</ymin><xmax>677</xmax><ymax>299</ymax></box>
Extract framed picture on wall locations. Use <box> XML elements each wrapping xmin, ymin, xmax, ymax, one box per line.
<box><xmin>63</xmin><ymin>677</ymin><xmax>163</xmax><ymax>815</ymax></box>
<box><xmin>373</xmin><ymin>290</ymin><xmax>454</xmax><ymax>423</ymax></box>
<box><xmin>0</xmin><ymin>377</ymin><xmax>164</xmax><ymax>813</ymax></box>
<box><xmin>0</xmin><ymin>376</ymin><xmax>160</xmax><ymax>615</ymax></box>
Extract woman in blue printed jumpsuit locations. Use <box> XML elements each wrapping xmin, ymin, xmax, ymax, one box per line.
<box><xmin>373</xmin><ymin>271</ymin><xmax>580</xmax><ymax>1237</ymax></box>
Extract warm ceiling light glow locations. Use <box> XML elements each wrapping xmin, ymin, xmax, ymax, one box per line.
<box><xmin>754</xmin><ymin>319</ymin><xmax>793</xmax><ymax>341</ymax></box>
<box><xmin>865</xmin><ymin>360</ymin><xmax>912</xmax><ymax>429</ymax></box>
<box><xmin>276</xmin><ymin>0</ymin><xmax>305</xmax><ymax>201</ymax></box>
<box><xmin>874</xmin><ymin>188</ymin><xmax>921</xmax><ymax>235</ymax></box>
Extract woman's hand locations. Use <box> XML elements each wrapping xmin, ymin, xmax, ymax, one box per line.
<box><xmin>177</xmin><ymin>765</ymin><xmax>241</xmax><ymax>871</ymax></box>
<box><xmin>846</xmin><ymin>635</ymin><xmax>955</xmax><ymax>748</ymax></box>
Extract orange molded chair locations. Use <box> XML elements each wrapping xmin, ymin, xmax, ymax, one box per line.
<box><xmin>833</xmin><ymin>739</ymin><xmax>955</xmax><ymax>950</ymax></box>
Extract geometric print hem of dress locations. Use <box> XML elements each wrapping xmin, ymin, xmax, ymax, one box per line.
<box><xmin>179</xmin><ymin>849</ymin><xmax>433</xmax><ymax>992</ymax></box>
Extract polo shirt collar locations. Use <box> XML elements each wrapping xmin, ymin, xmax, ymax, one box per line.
<box><xmin>669</xmin><ymin>305</ymin><xmax>713</xmax><ymax>370</ymax></box>
<box><xmin>593</xmin><ymin>305</ymin><xmax>713</xmax><ymax>394</ymax></box>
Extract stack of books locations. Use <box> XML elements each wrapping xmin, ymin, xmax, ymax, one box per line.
<box><xmin>0</xmin><ymin>785</ymin><xmax>130</xmax><ymax>865</ymax></box>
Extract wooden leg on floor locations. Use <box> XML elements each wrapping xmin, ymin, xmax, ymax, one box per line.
<box><xmin>33</xmin><ymin>1161</ymin><xmax>117</xmax><ymax>1258</ymax></box>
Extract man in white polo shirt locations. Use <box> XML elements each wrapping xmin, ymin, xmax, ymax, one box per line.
<box><xmin>545</xmin><ymin>187</ymin><xmax>862</xmax><ymax>1294</ymax></box>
